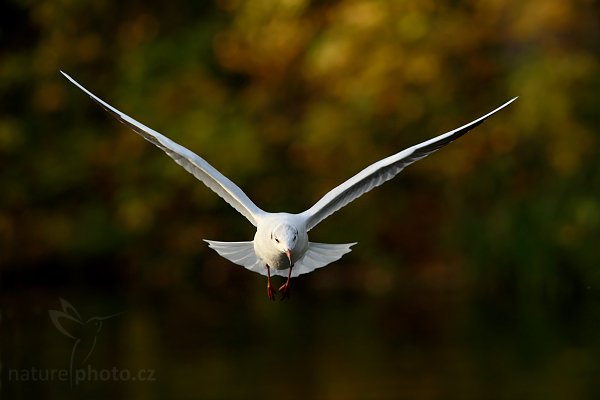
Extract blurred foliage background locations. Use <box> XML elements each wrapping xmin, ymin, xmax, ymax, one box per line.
<box><xmin>1</xmin><ymin>0</ymin><xmax>600</xmax><ymax>399</ymax></box>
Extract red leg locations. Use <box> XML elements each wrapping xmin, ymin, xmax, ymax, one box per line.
<box><xmin>278</xmin><ymin>265</ymin><xmax>293</xmax><ymax>300</ymax></box>
<box><xmin>266</xmin><ymin>265</ymin><xmax>276</xmax><ymax>301</ymax></box>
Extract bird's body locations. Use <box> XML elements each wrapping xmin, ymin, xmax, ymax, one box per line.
<box><xmin>61</xmin><ymin>70</ymin><xmax>516</xmax><ymax>300</ymax></box>
<box><xmin>204</xmin><ymin>212</ymin><xmax>354</xmax><ymax>299</ymax></box>
<box><xmin>254</xmin><ymin>214</ymin><xmax>308</xmax><ymax>270</ymax></box>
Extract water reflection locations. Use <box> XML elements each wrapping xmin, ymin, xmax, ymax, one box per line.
<box><xmin>2</xmin><ymin>263</ymin><xmax>600</xmax><ymax>400</ymax></box>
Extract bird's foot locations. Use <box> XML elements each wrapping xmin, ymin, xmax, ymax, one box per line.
<box><xmin>278</xmin><ymin>281</ymin><xmax>291</xmax><ymax>300</ymax></box>
<box><xmin>267</xmin><ymin>283</ymin><xmax>276</xmax><ymax>301</ymax></box>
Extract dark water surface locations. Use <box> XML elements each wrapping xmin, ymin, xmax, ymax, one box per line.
<box><xmin>2</xmin><ymin>261</ymin><xmax>600</xmax><ymax>400</ymax></box>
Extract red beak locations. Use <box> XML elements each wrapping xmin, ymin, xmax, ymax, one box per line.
<box><xmin>285</xmin><ymin>249</ymin><xmax>292</xmax><ymax>267</ymax></box>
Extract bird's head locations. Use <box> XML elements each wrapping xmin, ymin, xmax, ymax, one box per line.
<box><xmin>270</xmin><ymin>224</ymin><xmax>298</xmax><ymax>266</ymax></box>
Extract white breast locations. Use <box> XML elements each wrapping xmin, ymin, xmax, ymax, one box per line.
<box><xmin>253</xmin><ymin>213</ymin><xmax>309</xmax><ymax>270</ymax></box>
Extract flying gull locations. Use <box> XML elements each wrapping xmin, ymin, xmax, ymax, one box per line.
<box><xmin>61</xmin><ymin>71</ymin><xmax>516</xmax><ymax>300</ymax></box>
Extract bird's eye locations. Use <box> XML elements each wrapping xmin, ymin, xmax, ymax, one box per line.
<box><xmin>275</xmin><ymin>238</ymin><xmax>280</xmax><ymax>243</ymax></box>
<box><xmin>293</xmin><ymin>234</ymin><xmax>297</xmax><ymax>241</ymax></box>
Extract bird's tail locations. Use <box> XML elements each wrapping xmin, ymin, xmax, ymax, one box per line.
<box><xmin>204</xmin><ymin>240</ymin><xmax>355</xmax><ymax>278</ymax></box>
<box><xmin>204</xmin><ymin>240</ymin><xmax>264</xmax><ymax>274</ymax></box>
<box><xmin>291</xmin><ymin>242</ymin><xmax>357</xmax><ymax>277</ymax></box>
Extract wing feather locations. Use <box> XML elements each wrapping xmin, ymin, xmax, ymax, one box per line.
<box><xmin>61</xmin><ymin>71</ymin><xmax>265</xmax><ymax>226</ymax></box>
<box><xmin>300</xmin><ymin>98</ymin><xmax>517</xmax><ymax>230</ymax></box>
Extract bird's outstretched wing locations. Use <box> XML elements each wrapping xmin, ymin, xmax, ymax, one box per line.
<box><xmin>300</xmin><ymin>97</ymin><xmax>517</xmax><ymax>231</ymax></box>
<box><xmin>61</xmin><ymin>71</ymin><xmax>265</xmax><ymax>226</ymax></box>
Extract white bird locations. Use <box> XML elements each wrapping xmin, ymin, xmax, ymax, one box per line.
<box><xmin>61</xmin><ymin>70</ymin><xmax>516</xmax><ymax>300</ymax></box>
